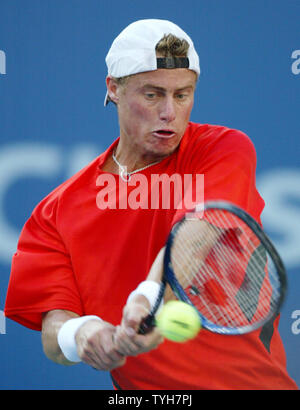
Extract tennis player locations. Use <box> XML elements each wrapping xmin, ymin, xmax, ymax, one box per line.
<box><xmin>5</xmin><ymin>19</ymin><xmax>298</xmax><ymax>390</ymax></box>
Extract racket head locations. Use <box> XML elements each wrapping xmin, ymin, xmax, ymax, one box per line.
<box><xmin>164</xmin><ymin>201</ymin><xmax>287</xmax><ymax>335</ymax></box>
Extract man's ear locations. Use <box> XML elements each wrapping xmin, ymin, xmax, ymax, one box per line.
<box><xmin>106</xmin><ymin>76</ymin><xmax>120</xmax><ymax>105</ymax></box>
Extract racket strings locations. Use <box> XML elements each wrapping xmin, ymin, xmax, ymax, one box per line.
<box><xmin>209</xmin><ymin>211</ymin><xmax>274</xmax><ymax>302</ymax></box>
<box><xmin>182</xmin><ymin>235</ymin><xmax>250</xmax><ymax>328</ymax></box>
<box><xmin>171</xmin><ymin>221</ymin><xmax>238</xmax><ymax>326</ymax></box>
<box><xmin>173</xmin><ymin>227</ymin><xmax>256</xmax><ymax>327</ymax></box>
<box><xmin>170</xmin><ymin>209</ymin><xmax>280</xmax><ymax>329</ymax></box>
<box><xmin>209</xmin><ymin>210</ymin><xmax>276</xmax><ymax>321</ymax></box>
<box><xmin>213</xmin><ymin>208</ymin><xmax>281</xmax><ymax>304</ymax></box>
<box><xmin>208</xmin><ymin>223</ymin><xmax>275</xmax><ymax>325</ymax></box>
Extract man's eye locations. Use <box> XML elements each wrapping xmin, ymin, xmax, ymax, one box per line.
<box><xmin>145</xmin><ymin>93</ymin><xmax>156</xmax><ymax>99</ymax></box>
<box><xmin>176</xmin><ymin>94</ymin><xmax>187</xmax><ymax>99</ymax></box>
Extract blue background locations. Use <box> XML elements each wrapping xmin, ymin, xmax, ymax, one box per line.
<box><xmin>0</xmin><ymin>0</ymin><xmax>299</xmax><ymax>390</ymax></box>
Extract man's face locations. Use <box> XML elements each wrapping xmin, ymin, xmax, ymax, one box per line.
<box><xmin>109</xmin><ymin>68</ymin><xmax>197</xmax><ymax>160</ymax></box>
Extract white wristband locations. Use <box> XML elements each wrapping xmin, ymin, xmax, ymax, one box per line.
<box><xmin>127</xmin><ymin>281</ymin><xmax>162</xmax><ymax>311</ymax></box>
<box><xmin>57</xmin><ymin>315</ymin><xmax>102</xmax><ymax>363</ymax></box>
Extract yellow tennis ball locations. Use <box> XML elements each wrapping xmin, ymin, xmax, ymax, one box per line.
<box><xmin>156</xmin><ymin>301</ymin><xmax>202</xmax><ymax>342</ymax></box>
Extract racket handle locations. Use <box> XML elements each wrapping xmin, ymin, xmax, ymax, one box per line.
<box><xmin>138</xmin><ymin>280</ymin><xmax>166</xmax><ymax>334</ymax></box>
<box><xmin>138</xmin><ymin>315</ymin><xmax>155</xmax><ymax>335</ymax></box>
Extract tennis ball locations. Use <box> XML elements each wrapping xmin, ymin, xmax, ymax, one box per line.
<box><xmin>156</xmin><ymin>301</ymin><xmax>202</xmax><ymax>342</ymax></box>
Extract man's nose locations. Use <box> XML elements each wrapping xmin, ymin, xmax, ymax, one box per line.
<box><xmin>159</xmin><ymin>96</ymin><xmax>176</xmax><ymax>123</ymax></box>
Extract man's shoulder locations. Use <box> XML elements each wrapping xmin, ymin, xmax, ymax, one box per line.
<box><xmin>185</xmin><ymin>122</ymin><xmax>252</xmax><ymax>143</ymax></box>
<box><xmin>182</xmin><ymin>122</ymin><xmax>255</xmax><ymax>157</ymax></box>
<box><xmin>32</xmin><ymin>154</ymin><xmax>103</xmax><ymax>215</ymax></box>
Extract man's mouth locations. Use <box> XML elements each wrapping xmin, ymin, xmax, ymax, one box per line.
<box><xmin>152</xmin><ymin>129</ymin><xmax>176</xmax><ymax>139</ymax></box>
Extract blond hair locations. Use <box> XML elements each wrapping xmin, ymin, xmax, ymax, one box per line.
<box><xmin>155</xmin><ymin>33</ymin><xmax>189</xmax><ymax>58</ymax></box>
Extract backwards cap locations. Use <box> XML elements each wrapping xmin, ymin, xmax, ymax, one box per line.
<box><xmin>104</xmin><ymin>19</ymin><xmax>200</xmax><ymax>105</ymax></box>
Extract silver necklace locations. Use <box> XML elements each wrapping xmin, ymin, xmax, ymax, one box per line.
<box><xmin>112</xmin><ymin>150</ymin><xmax>161</xmax><ymax>182</ymax></box>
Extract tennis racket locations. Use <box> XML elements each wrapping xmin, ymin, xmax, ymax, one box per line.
<box><xmin>139</xmin><ymin>201</ymin><xmax>287</xmax><ymax>335</ymax></box>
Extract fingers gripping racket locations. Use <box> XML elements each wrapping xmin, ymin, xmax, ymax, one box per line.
<box><xmin>139</xmin><ymin>201</ymin><xmax>287</xmax><ymax>336</ymax></box>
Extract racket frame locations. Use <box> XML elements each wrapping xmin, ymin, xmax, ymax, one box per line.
<box><xmin>139</xmin><ymin>201</ymin><xmax>287</xmax><ymax>335</ymax></box>
<box><xmin>163</xmin><ymin>201</ymin><xmax>287</xmax><ymax>335</ymax></box>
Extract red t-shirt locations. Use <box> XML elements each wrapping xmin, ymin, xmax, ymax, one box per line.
<box><xmin>5</xmin><ymin>122</ymin><xmax>298</xmax><ymax>389</ymax></box>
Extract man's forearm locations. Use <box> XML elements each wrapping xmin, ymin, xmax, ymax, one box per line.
<box><xmin>41</xmin><ymin>309</ymin><xmax>79</xmax><ymax>365</ymax></box>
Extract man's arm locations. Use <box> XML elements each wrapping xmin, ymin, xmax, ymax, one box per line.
<box><xmin>42</xmin><ymin>309</ymin><xmax>78</xmax><ymax>365</ymax></box>
<box><xmin>41</xmin><ymin>248</ymin><xmax>166</xmax><ymax>366</ymax></box>
<box><xmin>113</xmin><ymin>248</ymin><xmax>166</xmax><ymax>356</ymax></box>
<box><xmin>41</xmin><ymin>309</ymin><xmax>126</xmax><ymax>370</ymax></box>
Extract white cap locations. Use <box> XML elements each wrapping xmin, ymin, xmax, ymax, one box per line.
<box><xmin>104</xmin><ymin>19</ymin><xmax>200</xmax><ymax>106</ymax></box>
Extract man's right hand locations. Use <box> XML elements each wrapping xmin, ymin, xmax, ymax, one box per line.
<box><xmin>75</xmin><ymin>318</ymin><xmax>126</xmax><ymax>370</ymax></box>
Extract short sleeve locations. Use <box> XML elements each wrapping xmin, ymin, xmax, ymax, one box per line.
<box><xmin>171</xmin><ymin>127</ymin><xmax>265</xmax><ymax>226</ymax></box>
<box><xmin>4</xmin><ymin>193</ymin><xmax>84</xmax><ymax>330</ymax></box>
<box><xmin>199</xmin><ymin>129</ymin><xmax>265</xmax><ymax>221</ymax></box>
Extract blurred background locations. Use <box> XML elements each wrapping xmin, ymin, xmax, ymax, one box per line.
<box><xmin>0</xmin><ymin>0</ymin><xmax>299</xmax><ymax>389</ymax></box>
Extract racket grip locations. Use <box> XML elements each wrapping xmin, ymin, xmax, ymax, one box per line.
<box><xmin>137</xmin><ymin>280</ymin><xmax>166</xmax><ymax>334</ymax></box>
<box><xmin>138</xmin><ymin>315</ymin><xmax>155</xmax><ymax>335</ymax></box>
